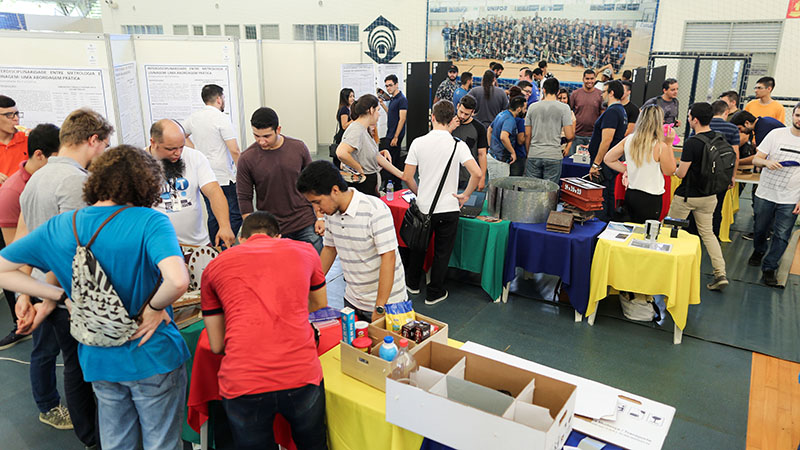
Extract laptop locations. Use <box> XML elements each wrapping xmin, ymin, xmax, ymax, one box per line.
<box><xmin>459</xmin><ymin>190</ymin><xmax>486</xmax><ymax>218</ymax></box>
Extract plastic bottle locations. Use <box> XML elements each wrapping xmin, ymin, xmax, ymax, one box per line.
<box><xmin>386</xmin><ymin>180</ymin><xmax>394</xmax><ymax>201</ymax></box>
<box><xmin>390</xmin><ymin>338</ymin><xmax>419</xmax><ymax>380</ymax></box>
<box><xmin>378</xmin><ymin>336</ymin><xmax>398</xmax><ymax>362</ymax></box>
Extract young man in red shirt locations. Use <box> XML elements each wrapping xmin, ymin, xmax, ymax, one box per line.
<box><xmin>201</xmin><ymin>211</ymin><xmax>329</xmax><ymax>450</ymax></box>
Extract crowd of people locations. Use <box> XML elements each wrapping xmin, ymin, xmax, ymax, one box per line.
<box><xmin>442</xmin><ymin>16</ymin><xmax>633</xmax><ymax>71</ymax></box>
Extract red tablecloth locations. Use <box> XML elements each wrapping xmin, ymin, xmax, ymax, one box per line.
<box><xmin>381</xmin><ymin>189</ymin><xmax>435</xmax><ymax>271</ymax></box>
<box><xmin>187</xmin><ymin>322</ymin><xmax>342</xmax><ymax>448</ymax></box>
<box><xmin>613</xmin><ymin>174</ymin><xmax>672</xmax><ymax>221</ymax></box>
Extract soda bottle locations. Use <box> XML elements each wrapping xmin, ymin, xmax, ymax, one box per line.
<box><xmin>390</xmin><ymin>338</ymin><xmax>419</xmax><ymax>380</ymax></box>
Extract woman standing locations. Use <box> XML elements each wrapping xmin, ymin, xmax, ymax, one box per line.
<box><xmin>468</xmin><ymin>70</ymin><xmax>509</xmax><ymax>128</ymax></box>
<box><xmin>336</xmin><ymin>94</ymin><xmax>403</xmax><ymax>197</ymax></box>
<box><xmin>604</xmin><ymin>105</ymin><xmax>677</xmax><ymax>223</ymax></box>
<box><xmin>332</xmin><ymin>88</ymin><xmax>355</xmax><ymax>168</ymax></box>
<box><xmin>557</xmin><ymin>88</ymin><xmax>577</xmax><ymax>156</ymax></box>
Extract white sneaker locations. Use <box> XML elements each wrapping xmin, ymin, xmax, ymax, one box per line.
<box><xmin>406</xmin><ymin>285</ymin><xmax>420</xmax><ymax>295</ymax></box>
<box><xmin>425</xmin><ymin>291</ymin><xmax>448</xmax><ymax>305</ymax></box>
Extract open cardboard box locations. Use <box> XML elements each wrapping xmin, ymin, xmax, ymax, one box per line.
<box><xmin>386</xmin><ymin>341</ymin><xmax>577</xmax><ymax>450</ymax></box>
<box><xmin>369</xmin><ymin>312</ymin><xmax>448</xmax><ymax>345</ymax></box>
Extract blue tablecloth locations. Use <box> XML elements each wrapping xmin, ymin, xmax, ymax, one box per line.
<box><xmin>503</xmin><ymin>219</ymin><xmax>606</xmax><ymax>315</ymax></box>
<box><xmin>561</xmin><ymin>156</ymin><xmax>590</xmax><ymax>179</ymax></box>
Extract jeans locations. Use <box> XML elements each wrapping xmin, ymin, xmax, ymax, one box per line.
<box><xmin>43</xmin><ymin>307</ymin><xmax>98</xmax><ymax>446</ymax></box>
<box><xmin>525</xmin><ymin>158</ymin><xmax>562</xmax><ymax>185</ymax></box>
<box><xmin>487</xmin><ymin>155</ymin><xmax>510</xmax><ymax>181</ymax></box>
<box><xmin>406</xmin><ymin>211</ymin><xmax>460</xmax><ymax>300</ymax></box>
<box><xmin>203</xmin><ymin>182</ymin><xmax>242</xmax><ymax>245</ymax></box>
<box><xmin>753</xmin><ymin>196</ymin><xmax>798</xmax><ymax>271</ymax></box>
<box><xmin>509</xmin><ymin>156</ymin><xmax>527</xmax><ymax>176</ymax></box>
<box><xmin>93</xmin><ymin>365</ymin><xmax>187</xmax><ymax>450</ymax></box>
<box><xmin>30</xmin><ymin>315</ymin><xmax>61</xmax><ymax>413</ymax></box>
<box><xmin>668</xmin><ymin>195</ymin><xmax>727</xmax><ymax>277</ymax></box>
<box><xmin>284</xmin><ymin>223</ymin><xmax>323</xmax><ymax>254</ymax></box>
<box><xmin>222</xmin><ymin>382</ymin><xmax>328</xmax><ymax>450</ymax></box>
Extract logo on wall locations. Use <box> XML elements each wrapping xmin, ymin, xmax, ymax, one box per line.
<box><xmin>364</xmin><ymin>16</ymin><xmax>399</xmax><ymax>64</ymax></box>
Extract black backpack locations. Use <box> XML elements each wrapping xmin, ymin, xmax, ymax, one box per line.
<box><xmin>691</xmin><ymin>132</ymin><xmax>736</xmax><ymax>196</ymax></box>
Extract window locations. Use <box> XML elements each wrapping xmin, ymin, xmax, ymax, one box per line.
<box><xmin>122</xmin><ymin>25</ymin><xmax>163</xmax><ymax>35</ymax></box>
<box><xmin>244</xmin><ymin>25</ymin><xmax>257</xmax><ymax>40</ymax></box>
<box><xmin>293</xmin><ymin>24</ymin><xmax>359</xmax><ymax>41</ymax></box>
<box><xmin>225</xmin><ymin>24</ymin><xmax>240</xmax><ymax>38</ymax></box>
<box><xmin>193</xmin><ymin>25</ymin><xmax>204</xmax><ymax>35</ymax></box>
<box><xmin>261</xmin><ymin>24</ymin><xmax>280</xmax><ymax>40</ymax></box>
<box><xmin>206</xmin><ymin>25</ymin><xmax>221</xmax><ymax>36</ymax></box>
<box><xmin>173</xmin><ymin>25</ymin><xmax>189</xmax><ymax>35</ymax></box>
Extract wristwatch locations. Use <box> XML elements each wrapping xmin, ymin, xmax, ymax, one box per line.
<box><xmin>374</xmin><ymin>305</ymin><xmax>385</xmax><ymax>315</ymax></box>
<box><xmin>316</xmin><ymin>217</ymin><xmax>325</xmax><ymax>221</ymax></box>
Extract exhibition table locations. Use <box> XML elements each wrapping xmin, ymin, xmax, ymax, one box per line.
<box><xmin>502</xmin><ymin>219</ymin><xmax>606</xmax><ymax>318</ymax></box>
<box><xmin>382</xmin><ymin>190</ymin><xmax>510</xmax><ymax>301</ymax></box>
<box><xmin>561</xmin><ymin>156</ymin><xmax>591</xmax><ymax>179</ymax></box>
<box><xmin>586</xmin><ymin>229</ymin><xmax>702</xmax><ymax>344</ymax></box>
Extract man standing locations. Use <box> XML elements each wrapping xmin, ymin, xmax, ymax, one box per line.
<box><xmin>668</xmin><ymin>102</ymin><xmax>729</xmax><ymax>291</ymax></box>
<box><xmin>744</xmin><ymin>77</ymin><xmax>785</xmax><ymax>124</ymax></box>
<box><xmin>452</xmin><ymin>72</ymin><xmax>472</xmax><ymax>107</ymax></box>
<box><xmin>201</xmin><ymin>212</ymin><xmax>328</xmax><ymax>449</ymax></box>
<box><xmin>708</xmin><ymin>100</ymin><xmax>741</xmax><ymax>237</ymax></box>
<box><xmin>719</xmin><ymin>91</ymin><xmax>740</xmax><ymax>118</ymax></box>
<box><xmin>587</xmin><ymin>81</ymin><xmax>628</xmax><ymax>221</ymax></box>
<box><xmin>452</xmin><ymin>95</ymin><xmax>488</xmax><ymax>191</ymax></box>
<box><xmin>487</xmin><ymin>96</ymin><xmax>526</xmax><ymax>180</ymax></box>
<box><xmin>148</xmin><ymin>119</ymin><xmax>235</xmax><ymax>249</ymax></box>
<box><xmin>237</xmin><ymin>107</ymin><xmax>323</xmax><ymax>252</ymax></box>
<box><xmin>570</xmin><ymin>69</ymin><xmax>603</xmax><ymax>150</ymax></box>
<box><xmin>0</xmin><ymin>95</ymin><xmax>28</xmax><ymax>185</ymax></box>
<box><xmin>379</xmin><ymin>74</ymin><xmax>408</xmax><ymax>190</ymax></box>
<box><xmin>298</xmin><ymin>161</ymin><xmax>407</xmax><ymax>322</ymax></box>
<box><xmin>748</xmin><ymin>103</ymin><xmax>800</xmax><ymax>286</ymax></box>
<box><xmin>524</xmin><ymin>78</ymin><xmax>574</xmax><ymax>185</ymax></box>
<box><xmin>620</xmin><ymin>80</ymin><xmax>639</xmax><ymax>136</ymax></box>
<box><xmin>184</xmin><ymin>84</ymin><xmax>243</xmax><ymax>240</ymax></box>
<box><xmin>643</xmin><ymin>78</ymin><xmax>680</xmax><ymax>128</ymax></box>
<box><xmin>402</xmin><ymin>101</ymin><xmax>482</xmax><ymax>305</ymax></box>
<box><xmin>434</xmin><ymin>65</ymin><xmax>459</xmax><ymax>104</ymax></box>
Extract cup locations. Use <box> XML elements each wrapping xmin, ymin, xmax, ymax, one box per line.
<box><xmin>644</xmin><ymin>220</ymin><xmax>661</xmax><ymax>242</ymax></box>
<box><xmin>355</xmin><ymin>321</ymin><xmax>369</xmax><ymax>338</ymax></box>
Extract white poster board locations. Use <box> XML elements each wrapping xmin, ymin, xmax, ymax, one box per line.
<box><xmin>341</xmin><ymin>63</ymin><xmax>376</xmax><ymax>99</ymax></box>
<box><xmin>113</xmin><ymin>63</ymin><xmax>146</xmax><ymax>148</ymax></box>
<box><xmin>0</xmin><ymin>66</ymin><xmax>109</xmax><ymax>130</ymax></box>
<box><xmin>143</xmin><ymin>64</ymin><xmax>235</xmax><ymax>126</ymax></box>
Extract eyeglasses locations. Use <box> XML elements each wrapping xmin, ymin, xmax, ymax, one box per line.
<box><xmin>385</xmin><ymin>83</ymin><xmax>395</xmax><ymax>88</ymax></box>
<box><xmin>1</xmin><ymin>111</ymin><xmax>22</xmax><ymax>119</ymax></box>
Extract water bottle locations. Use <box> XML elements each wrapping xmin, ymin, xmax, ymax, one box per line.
<box><xmin>378</xmin><ymin>336</ymin><xmax>398</xmax><ymax>362</ymax></box>
<box><xmin>390</xmin><ymin>338</ymin><xmax>419</xmax><ymax>380</ymax></box>
<box><xmin>386</xmin><ymin>180</ymin><xmax>394</xmax><ymax>201</ymax></box>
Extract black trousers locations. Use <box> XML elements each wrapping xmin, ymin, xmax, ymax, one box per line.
<box><xmin>348</xmin><ymin>173</ymin><xmax>379</xmax><ymax>197</ymax></box>
<box><xmin>406</xmin><ymin>211</ymin><xmax>460</xmax><ymax>300</ymax></box>
<box><xmin>379</xmin><ymin>138</ymin><xmax>404</xmax><ymax>190</ymax></box>
<box><xmin>624</xmin><ymin>188</ymin><xmax>662</xmax><ymax>224</ymax></box>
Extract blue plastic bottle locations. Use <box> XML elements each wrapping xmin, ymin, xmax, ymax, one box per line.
<box><xmin>379</xmin><ymin>336</ymin><xmax>398</xmax><ymax>361</ymax></box>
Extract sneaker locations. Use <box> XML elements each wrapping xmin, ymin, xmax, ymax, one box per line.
<box><xmin>748</xmin><ymin>251</ymin><xmax>764</xmax><ymax>267</ymax></box>
<box><xmin>706</xmin><ymin>275</ymin><xmax>729</xmax><ymax>291</ymax></box>
<box><xmin>763</xmin><ymin>270</ymin><xmax>778</xmax><ymax>287</ymax></box>
<box><xmin>39</xmin><ymin>405</ymin><xmax>73</xmax><ymax>430</ymax></box>
<box><xmin>742</xmin><ymin>232</ymin><xmax>754</xmax><ymax>241</ymax></box>
<box><xmin>0</xmin><ymin>329</ymin><xmax>32</xmax><ymax>350</ymax></box>
<box><xmin>406</xmin><ymin>285</ymin><xmax>420</xmax><ymax>295</ymax></box>
<box><xmin>425</xmin><ymin>290</ymin><xmax>448</xmax><ymax>305</ymax></box>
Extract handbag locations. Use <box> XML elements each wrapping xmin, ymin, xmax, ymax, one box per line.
<box><xmin>399</xmin><ymin>139</ymin><xmax>458</xmax><ymax>252</ymax></box>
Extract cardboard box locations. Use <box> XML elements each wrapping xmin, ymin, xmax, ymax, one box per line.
<box><xmin>340</xmin><ymin>326</ymin><xmax>431</xmax><ymax>392</ymax></box>
<box><xmin>386</xmin><ymin>342</ymin><xmax>577</xmax><ymax>450</ymax></box>
<box><xmin>369</xmin><ymin>312</ymin><xmax>448</xmax><ymax>345</ymax></box>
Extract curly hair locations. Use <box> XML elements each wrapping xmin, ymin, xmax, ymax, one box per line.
<box><xmin>83</xmin><ymin>145</ymin><xmax>164</xmax><ymax>207</ymax></box>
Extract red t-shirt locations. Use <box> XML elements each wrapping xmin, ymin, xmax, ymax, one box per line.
<box><xmin>200</xmin><ymin>234</ymin><xmax>326</xmax><ymax>399</ymax></box>
<box><xmin>0</xmin><ymin>132</ymin><xmax>28</xmax><ymax>182</ymax></box>
<box><xmin>0</xmin><ymin>161</ymin><xmax>31</xmax><ymax>228</ymax></box>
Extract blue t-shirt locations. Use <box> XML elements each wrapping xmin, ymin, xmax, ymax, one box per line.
<box><xmin>587</xmin><ymin>103</ymin><xmax>628</xmax><ymax>163</ymax></box>
<box><xmin>386</xmin><ymin>91</ymin><xmax>408</xmax><ymax>142</ymax></box>
<box><xmin>709</xmin><ymin>117</ymin><xmax>741</xmax><ymax>147</ymax></box>
<box><xmin>754</xmin><ymin>116</ymin><xmax>785</xmax><ymax>146</ymax></box>
<box><xmin>489</xmin><ymin>110</ymin><xmax>518</xmax><ymax>162</ymax></box>
<box><xmin>0</xmin><ymin>205</ymin><xmax>190</xmax><ymax>382</ymax></box>
<box><xmin>515</xmin><ymin>117</ymin><xmax>527</xmax><ymax>158</ymax></box>
<box><xmin>527</xmin><ymin>83</ymin><xmax>541</xmax><ymax>105</ymax></box>
<box><xmin>452</xmin><ymin>87</ymin><xmax>468</xmax><ymax>108</ymax></box>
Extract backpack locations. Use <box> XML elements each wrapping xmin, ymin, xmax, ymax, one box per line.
<box><xmin>691</xmin><ymin>132</ymin><xmax>736</xmax><ymax>196</ymax></box>
<box><xmin>69</xmin><ymin>207</ymin><xmax>160</xmax><ymax>347</ymax></box>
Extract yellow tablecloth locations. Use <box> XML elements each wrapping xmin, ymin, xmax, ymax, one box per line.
<box><xmin>321</xmin><ymin>339</ymin><xmax>464</xmax><ymax>450</ymax></box>
<box><xmin>586</xmin><ymin>229</ymin><xmax>702</xmax><ymax>330</ymax></box>
<box><xmin>669</xmin><ymin>176</ymin><xmax>740</xmax><ymax>243</ymax></box>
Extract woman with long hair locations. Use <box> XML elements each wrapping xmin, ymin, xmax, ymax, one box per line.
<box><xmin>336</xmin><ymin>94</ymin><xmax>402</xmax><ymax>197</ymax></box>
<box><xmin>467</xmin><ymin>69</ymin><xmax>509</xmax><ymax>127</ymax></box>
<box><xmin>604</xmin><ymin>105</ymin><xmax>677</xmax><ymax>223</ymax></box>
<box><xmin>557</xmin><ymin>88</ymin><xmax>577</xmax><ymax>156</ymax></box>
<box><xmin>332</xmin><ymin>88</ymin><xmax>355</xmax><ymax>168</ymax></box>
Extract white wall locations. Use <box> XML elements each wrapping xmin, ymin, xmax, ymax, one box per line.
<box><xmin>23</xmin><ymin>14</ymin><xmax>102</xmax><ymax>33</ymax></box>
<box><xmin>651</xmin><ymin>0</ymin><xmax>800</xmax><ymax>98</ymax></box>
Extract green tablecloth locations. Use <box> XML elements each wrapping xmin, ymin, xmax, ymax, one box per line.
<box><xmin>179</xmin><ymin>320</ymin><xmax>206</xmax><ymax>444</ymax></box>
<box><xmin>448</xmin><ymin>203</ymin><xmax>510</xmax><ymax>301</ymax></box>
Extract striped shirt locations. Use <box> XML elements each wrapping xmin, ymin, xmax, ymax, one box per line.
<box><xmin>323</xmin><ymin>189</ymin><xmax>407</xmax><ymax>311</ymax></box>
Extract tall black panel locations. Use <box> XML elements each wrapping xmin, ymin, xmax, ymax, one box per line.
<box><xmin>406</xmin><ymin>62</ymin><xmax>431</xmax><ymax>147</ymax></box>
<box><xmin>645</xmin><ymin>65</ymin><xmax>667</xmax><ymax>104</ymax></box>
<box><xmin>630</xmin><ymin>67</ymin><xmax>647</xmax><ymax>107</ymax></box>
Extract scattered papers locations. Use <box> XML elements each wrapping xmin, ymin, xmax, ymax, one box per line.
<box><xmin>401</xmin><ymin>191</ymin><xmax>416</xmax><ymax>203</ymax></box>
<box><xmin>598</xmin><ymin>222</ymin><xmax>633</xmax><ymax>242</ymax></box>
<box><xmin>629</xmin><ymin>239</ymin><xmax>672</xmax><ymax>253</ymax></box>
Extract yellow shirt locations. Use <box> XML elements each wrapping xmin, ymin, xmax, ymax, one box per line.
<box><xmin>744</xmin><ymin>99</ymin><xmax>785</xmax><ymax>124</ymax></box>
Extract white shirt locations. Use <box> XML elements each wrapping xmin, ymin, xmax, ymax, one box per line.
<box><xmin>755</xmin><ymin>127</ymin><xmax>800</xmax><ymax>205</ymax></box>
<box><xmin>406</xmin><ymin>129</ymin><xmax>473</xmax><ymax>214</ymax></box>
<box><xmin>152</xmin><ymin>146</ymin><xmax>217</xmax><ymax>246</ymax></box>
<box><xmin>623</xmin><ymin>133</ymin><xmax>665</xmax><ymax>195</ymax></box>
<box><xmin>183</xmin><ymin>105</ymin><xmax>238</xmax><ymax>185</ymax></box>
